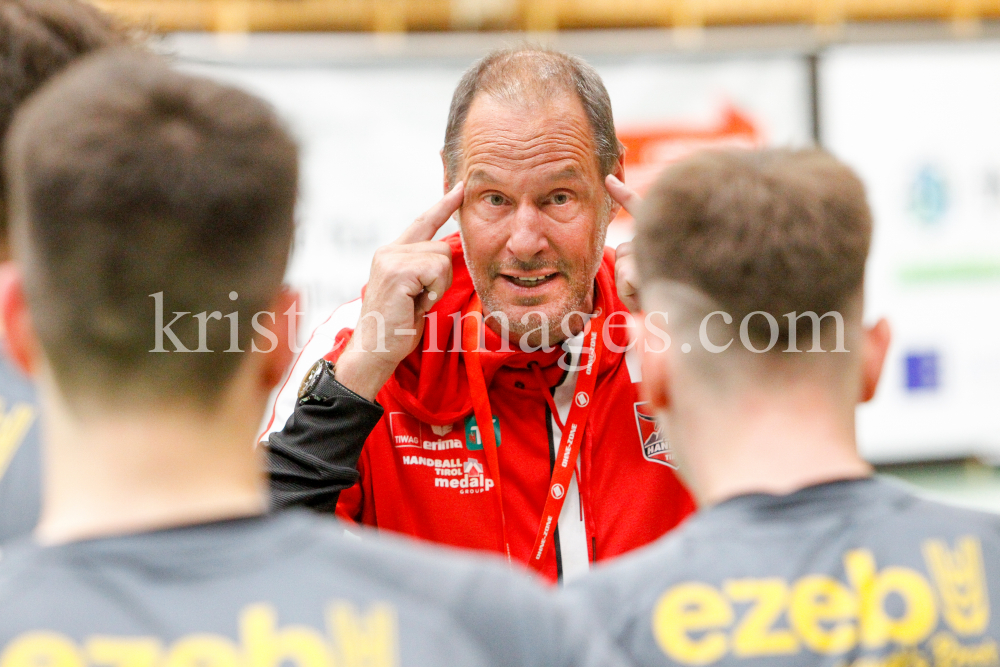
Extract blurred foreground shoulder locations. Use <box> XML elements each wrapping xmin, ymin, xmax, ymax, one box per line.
<box><xmin>315</xmin><ymin>519</ymin><xmax>633</xmax><ymax>667</ymax></box>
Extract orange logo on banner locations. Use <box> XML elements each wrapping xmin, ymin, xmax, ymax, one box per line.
<box><xmin>613</xmin><ymin>105</ymin><xmax>763</xmax><ymax>226</ymax></box>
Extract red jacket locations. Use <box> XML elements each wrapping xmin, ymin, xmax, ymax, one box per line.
<box><xmin>263</xmin><ymin>233</ymin><xmax>695</xmax><ymax>583</ymax></box>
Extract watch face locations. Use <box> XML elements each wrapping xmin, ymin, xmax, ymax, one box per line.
<box><xmin>298</xmin><ymin>359</ymin><xmax>326</xmax><ymax>401</ymax></box>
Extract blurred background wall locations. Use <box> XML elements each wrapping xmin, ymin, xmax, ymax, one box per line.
<box><xmin>91</xmin><ymin>1</ymin><xmax>1000</xmax><ymax>493</ymax></box>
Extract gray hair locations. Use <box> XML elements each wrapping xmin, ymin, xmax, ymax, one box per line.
<box><xmin>442</xmin><ymin>46</ymin><xmax>623</xmax><ymax>185</ymax></box>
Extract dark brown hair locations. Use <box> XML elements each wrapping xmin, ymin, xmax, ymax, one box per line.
<box><xmin>635</xmin><ymin>148</ymin><xmax>872</xmax><ymax>347</ymax></box>
<box><xmin>442</xmin><ymin>46</ymin><xmax>623</xmax><ymax>185</ymax></box>
<box><xmin>5</xmin><ymin>49</ymin><xmax>298</xmax><ymax>406</ymax></box>
<box><xmin>0</xmin><ymin>0</ymin><xmax>128</xmax><ymax>244</ymax></box>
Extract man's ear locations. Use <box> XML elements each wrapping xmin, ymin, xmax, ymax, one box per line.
<box><xmin>607</xmin><ymin>154</ymin><xmax>627</xmax><ymax>222</ymax></box>
<box><xmin>0</xmin><ymin>262</ymin><xmax>38</xmax><ymax>376</ymax></box>
<box><xmin>440</xmin><ymin>150</ymin><xmax>450</xmax><ymax>194</ymax></box>
<box><xmin>635</xmin><ymin>313</ymin><xmax>672</xmax><ymax>412</ymax></box>
<box><xmin>258</xmin><ymin>287</ymin><xmax>299</xmax><ymax>392</ymax></box>
<box><xmin>860</xmin><ymin>317</ymin><xmax>891</xmax><ymax>403</ymax></box>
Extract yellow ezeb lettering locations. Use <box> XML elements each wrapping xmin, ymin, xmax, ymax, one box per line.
<box><xmin>0</xmin><ymin>632</ymin><xmax>86</xmax><ymax>667</ymax></box>
<box><xmin>844</xmin><ymin>549</ymin><xmax>938</xmax><ymax>648</ymax></box>
<box><xmin>788</xmin><ymin>575</ymin><xmax>858</xmax><ymax>654</ymax></box>
<box><xmin>85</xmin><ymin>637</ymin><xmax>161</xmax><ymax>667</ymax></box>
<box><xmin>241</xmin><ymin>604</ymin><xmax>331</xmax><ymax>667</ymax></box>
<box><xmin>723</xmin><ymin>578</ymin><xmax>798</xmax><ymax>657</ymax></box>
<box><xmin>652</xmin><ymin>582</ymin><xmax>734</xmax><ymax>665</ymax></box>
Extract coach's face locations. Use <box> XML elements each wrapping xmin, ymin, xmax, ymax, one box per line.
<box><xmin>456</xmin><ymin>92</ymin><xmax>620</xmax><ymax>344</ymax></box>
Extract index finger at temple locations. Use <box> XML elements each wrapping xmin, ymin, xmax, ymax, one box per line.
<box><xmin>605</xmin><ymin>174</ymin><xmax>642</xmax><ymax>218</ymax></box>
<box><xmin>395</xmin><ymin>181</ymin><xmax>464</xmax><ymax>245</ymax></box>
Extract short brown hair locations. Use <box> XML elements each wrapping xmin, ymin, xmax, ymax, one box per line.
<box><xmin>5</xmin><ymin>49</ymin><xmax>298</xmax><ymax>407</ymax></box>
<box><xmin>635</xmin><ymin>148</ymin><xmax>872</xmax><ymax>348</ymax></box>
<box><xmin>0</xmin><ymin>0</ymin><xmax>128</xmax><ymax>243</ymax></box>
<box><xmin>442</xmin><ymin>46</ymin><xmax>623</xmax><ymax>185</ymax></box>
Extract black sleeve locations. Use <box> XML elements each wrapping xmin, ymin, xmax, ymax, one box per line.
<box><xmin>266</xmin><ymin>380</ymin><xmax>384</xmax><ymax>513</ymax></box>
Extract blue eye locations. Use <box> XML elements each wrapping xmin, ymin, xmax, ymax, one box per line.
<box><xmin>551</xmin><ymin>193</ymin><xmax>569</xmax><ymax>205</ymax></box>
<box><xmin>487</xmin><ymin>194</ymin><xmax>505</xmax><ymax>206</ymax></box>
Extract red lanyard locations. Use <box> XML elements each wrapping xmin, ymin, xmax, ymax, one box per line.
<box><xmin>461</xmin><ymin>296</ymin><xmax>605</xmax><ymax>572</ymax></box>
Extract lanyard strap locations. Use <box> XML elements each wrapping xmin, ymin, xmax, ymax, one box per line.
<box><xmin>462</xmin><ymin>302</ymin><xmax>511</xmax><ymax>560</ymax></box>
<box><xmin>526</xmin><ymin>314</ymin><xmax>603</xmax><ymax>571</ymax></box>
<box><xmin>461</xmin><ymin>296</ymin><xmax>605</xmax><ymax>572</ymax></box>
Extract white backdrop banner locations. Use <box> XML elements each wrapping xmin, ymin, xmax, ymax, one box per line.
<box><xmin>181</xmin><ymin>51</ymin><xmax>812</xmax><ymax>331</ymax></box>
<box><xmin>822</xmin><ymin>42</ymin><xmax>1000</xmax><ymax>462</ymax></box>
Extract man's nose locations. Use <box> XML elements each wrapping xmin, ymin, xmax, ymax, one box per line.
<box><xmin>506</xmin><ymin>201</ymin><xmax>548</xmax><ymax>261</ymax></box>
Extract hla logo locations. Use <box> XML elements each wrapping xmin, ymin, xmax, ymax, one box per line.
<box><xmin>464</xmin><ymin>415</ymin><xmax>501</xmax><ymax>451</ymax></box>
<box><xmin>0</xmin><ymin>602</ymin><xmax>398</xmax><ymax>667</ymax></box>
<box><xmin>634</xmin><ymin>402</ymin><xmax>675</xmax><ymax>468</ymax></box>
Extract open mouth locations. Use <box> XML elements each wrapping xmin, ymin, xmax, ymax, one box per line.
<box><xmin>501</xmin><ymin>273</ymin><xmax>559</xmax><ymax>288</ymax></box>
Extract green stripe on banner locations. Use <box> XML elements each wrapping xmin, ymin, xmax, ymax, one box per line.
<box><xmin>898</xmin><ymin>260</ymin><xmax>1000</xmax><ymax>285</ymax></box>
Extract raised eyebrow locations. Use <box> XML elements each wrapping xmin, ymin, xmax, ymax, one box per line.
<box><xmin>466</xmin><ymin>169</ymin><xmax>500</xmax><ymax>187</ymax></box>
<box><xmin>547</xmin><ymin>167</ymin><xmax>583</xmax><ymax>183</ymax></box>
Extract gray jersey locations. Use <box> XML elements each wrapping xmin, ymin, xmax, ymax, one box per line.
<box><xmin>0</xmin><ymin>354</ymin><xmax>40</xmax><ymax>543</ymax></box>
<box><xmin>569</xmin><ymin>477</ymin><xmax>1000</xmax><ymax>667</ymax></box>
<box><xmin>0</xmin><ymin>509</ymin><xmax>626</xmax><ymax>667</ymax></box>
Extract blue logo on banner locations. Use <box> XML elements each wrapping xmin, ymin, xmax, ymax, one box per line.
<box><xmin>909</xmin><ymin>165</ymin><xmax>949</xmax><ymax>225</ymax></box>
<box><xmin>905</xmin><ymin>351</ymin><xmax>940</xmax><ymax>391</ymax></box>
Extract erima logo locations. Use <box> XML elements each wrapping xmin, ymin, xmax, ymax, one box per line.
<box><xmin>430</xmin><ymin>423</ymin><xmax>452</xmax><ymax>437</ymax></box>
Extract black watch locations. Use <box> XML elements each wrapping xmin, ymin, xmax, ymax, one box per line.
<box><xmin>297</xmin><ymin>359</ymin><xmax>340</xmax><ymax>405</ymax></box>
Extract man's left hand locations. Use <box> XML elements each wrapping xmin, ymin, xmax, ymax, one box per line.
<box><xmin>606</xmin><ymin>174</ymin><xmax>643</xmax><ymax>312</ymax></box>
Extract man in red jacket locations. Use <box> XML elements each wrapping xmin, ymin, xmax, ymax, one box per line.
<box><xmin>262</xmin><ymin>46</ymin><xmax>694</xmax><ymax>583</ymax></box>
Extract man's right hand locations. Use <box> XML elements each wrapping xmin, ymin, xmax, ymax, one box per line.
<box><xmin>333</xmin><ymin>182</ymin><xmax>464</xmax><ymax>401</ymax></box>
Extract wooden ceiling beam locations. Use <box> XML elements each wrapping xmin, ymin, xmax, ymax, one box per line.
<box><xmin>91</xmin><ymin>0</ymin><xmax>1000</xmax><ymax>33</ymax></box>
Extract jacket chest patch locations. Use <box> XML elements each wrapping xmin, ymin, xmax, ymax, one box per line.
<box><xmin>464</xmin><ymin>414</ymin><xmax>501</xmax><ymax>451</ymax></box>
<box><xmin>388</xmin><ymin>412</ymin><xmax>463</xmax><ymax>451</ymax></box>
<box><xmin>634</xmin><ymin>401</ymin><xmax>677</xmax><ymax>468</ymax></box>
<box><xmin>389</xmin><ymin>412</ymin><xmax>495</xmax><ymax>494</ymax></box>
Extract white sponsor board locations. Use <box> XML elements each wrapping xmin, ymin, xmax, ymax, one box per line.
<box><xmin>822</xmin><ymin>42</ymin><xmax>1000</xmax><ymax>462</ymax></box>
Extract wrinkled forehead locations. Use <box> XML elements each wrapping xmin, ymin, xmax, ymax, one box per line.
<box><xmin>458</xmin><ymin>92</ymin><xmax>601</xmax><ymax>183</ymax></box>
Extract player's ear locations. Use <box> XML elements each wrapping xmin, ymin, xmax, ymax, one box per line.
<box><xmin>258</xmin><ymin>287</ymin><xmax>299</xmax><ymax>392</ymax></box>
<box><xmin>0</xmin><ymin>262</ymin><xmax>39</xmax><ymax>376</ymax></box>
<box><xmin>636</xmin><ymin>313</ymin><xmax>672</xmax><ymax>412</ymax></box>
<box><xmin>859</xmin><ymin>317</ymin><xmax>891</xmax><ymax>403</ymax></box>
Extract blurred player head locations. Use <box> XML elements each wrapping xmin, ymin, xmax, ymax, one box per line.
<box><xmin>443</xmin><ymin>47</ymin><xmax>625</xmax><ymax>345</ymax></box>
<box><xmin>632</xmin><ymin>148</ymin><xmax>891</xmax><ymax>502</ymax></box>
<box><xmin>0</xmin><ymin>0</ymin><xmax>128</xmax><ymax>261</ymax></box>
<box><xmin>2</xmin><ymin>49</ymin><xmax>298</xmax><ymax>413</ymax></box>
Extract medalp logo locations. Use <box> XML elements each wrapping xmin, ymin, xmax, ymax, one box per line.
<box><xmin>551</xmin><ymin>483</ymin><xmax>565</xmax><ymax>499</ymax></box>
<box><xmin>574</xmin><ymin>392</ymin><xmax>590</xmax><ymax>408</ymax></box>
<box><xmin>633</xmin><ymin>401</ymin><xmax>676</xmax><ymax>468</ymax></box>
